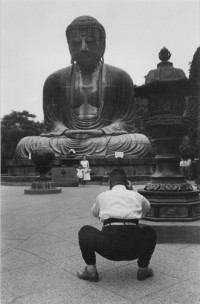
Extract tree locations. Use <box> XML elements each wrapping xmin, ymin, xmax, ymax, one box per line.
<box><xmin>179</xmin><ymin>95</ymin><xmax>198</xmax><ymax>159</ymax></box>
<box><xmin>189</xmin><ymin>47</ymin><xmax>200</xmax><ymax>185</ymax></box>
<box><xmin>1</xmin><ymin>111</ymin><xmax>45</xmax><ymax>173</ymax></box>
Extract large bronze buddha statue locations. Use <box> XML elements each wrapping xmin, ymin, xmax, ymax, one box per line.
<box><xmin>16</xmin><ymin>16</ymin><xmax>151</xmax><ymax>158</ymax></box>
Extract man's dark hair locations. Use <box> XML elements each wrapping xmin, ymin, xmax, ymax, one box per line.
<box><xmin>109</xmin><ymin>169</ymin><xmax>127</xmax><ymax>187</ymax></box>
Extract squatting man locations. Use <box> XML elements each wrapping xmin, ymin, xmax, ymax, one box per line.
<box><xmin>77</xmin><ymin>169</ymin><xmax>157</xmax><ymax>282</ymax></box>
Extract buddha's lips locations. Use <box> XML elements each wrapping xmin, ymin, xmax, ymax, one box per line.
<box><xmin>78</xmin><ymin>56</ymin><xmax>91</xmax><ymax>61</ymax></box>
<box><xmin>75</xmin><ymin>51</ymin><xmax>99</xmax><ymax>61</ymax></box>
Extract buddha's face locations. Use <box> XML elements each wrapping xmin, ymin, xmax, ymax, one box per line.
<box><xmin>68</xmin><ymin>28</ymin><xmax>105</xmax><ymax>71</ymax></box>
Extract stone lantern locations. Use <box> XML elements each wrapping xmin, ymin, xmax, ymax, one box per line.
<box><xmin>135</xmin><ymin>47</ymin><xmax>200</xmax><ymax>221</ymax></box>
<box><xmin>24</xmin><ymin>147</ymin><xmax>61</xmax><ymax>194</ymax></box>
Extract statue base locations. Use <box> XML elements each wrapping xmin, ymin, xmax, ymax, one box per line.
<box><xmin>5</xmin><ymin>157</ymin><xmax>155</xmax><ymax>186</ymax></box>
<box><xmin>139</xmin><ymin>187</ymin><xmax>200</xmax><ymax>221</ymax></box>
<box><xmin>52</xmin><ymin>167</ymin><xmax>78</xmax><ymax>187</ymax></box>
<box><xmin>24</xmin><ymin>179</ymin><xmax>62</xmax><ymax>195</ymax></box>
<box><xmin>140</xmin><ymin>219</ymin><xmax>200</xmax><ymax>243</ymax></box>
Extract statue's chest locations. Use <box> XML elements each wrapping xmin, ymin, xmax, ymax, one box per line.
<box><xmin>69</xmin><ymin>72</ymin><xmax>101</xmax><ymax>119</ymax></box>
<box><xmin>72</xmin><ymin>73</ymin><xmax>100</xmax><ymax>106</ymax></box>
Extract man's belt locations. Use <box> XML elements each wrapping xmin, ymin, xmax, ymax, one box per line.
<box><xmin>103</xmin><ymin>218</ymin><xmax>138</xmax><ymax>227</ymax></box>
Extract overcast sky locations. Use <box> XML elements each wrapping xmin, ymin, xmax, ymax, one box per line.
<box><xmin>1</xmin><ymin>0</ymin><xmax>199</xmax><ymax>121</ymax></box>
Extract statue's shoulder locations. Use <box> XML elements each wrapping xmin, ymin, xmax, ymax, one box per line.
<box><xmin>104</xmin><ymin>64</ymin><xmax>133</xmax><ymax>84</ymax></box>
<box><xmin>44</xmin><ymin>66</ymin><xmax>72</xmax><ymax>85</ymax></box>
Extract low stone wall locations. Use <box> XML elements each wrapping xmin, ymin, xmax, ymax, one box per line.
<box><xmin>6</xmin><ymin>157</ymin><xmax>155</xmax><ymax>177</ymax></box>
<box><xmin>1</xmin><ymin>174</ymin><xmax>151</xmax><ymax>186</ymax></box>
<box><xmin>3</xmin><ymin>157</ymin><xmax>154</xmax><ymax>186</ymax></box>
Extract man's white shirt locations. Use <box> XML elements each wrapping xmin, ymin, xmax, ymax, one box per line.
<box><xmin>92</xmin><ymin>185</ymin><xmax>150</xmax><ymax>221</ymax></box>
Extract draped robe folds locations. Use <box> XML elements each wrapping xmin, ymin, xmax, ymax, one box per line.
<box><xmin>15</xmin><ymin>64</ymin><xmax>151</xmax><ymax>158</ymax></box>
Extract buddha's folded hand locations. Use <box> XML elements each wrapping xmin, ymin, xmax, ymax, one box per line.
<box><xmin>64</xmin><ymin>129</ymin><xmax>104</xmax><ymax>139</ymax></box>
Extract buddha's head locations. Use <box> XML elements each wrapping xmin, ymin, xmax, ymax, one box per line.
<box><xmin>66</xmin><ymin>16</ymin><xmax>106</xmax><ymax>72</ymax></box>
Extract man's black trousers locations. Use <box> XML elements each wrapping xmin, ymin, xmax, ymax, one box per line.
<box><xmin>78</xmin><ymin>224</ymin><xmax>157</xmax><ymax>268</ymax></box>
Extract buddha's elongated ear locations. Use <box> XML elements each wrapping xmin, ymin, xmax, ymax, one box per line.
<box><xmin>100</xmin><ymin>56</ymin><xmax>104</xmax><ymax>64</ymax></box>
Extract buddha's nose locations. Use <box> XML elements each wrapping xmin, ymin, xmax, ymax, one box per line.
<box><xmin>80</xmin><ymin>39</ymin><xmax>89</xmax><ymax>51</ymax></box>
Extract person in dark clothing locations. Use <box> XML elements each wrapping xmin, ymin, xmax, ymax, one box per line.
<box><xmin>77</xmin><ymin>169</ymin><xmax>157</xmax><ymax>282</ymax></box>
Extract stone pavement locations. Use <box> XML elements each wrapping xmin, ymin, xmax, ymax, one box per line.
<box><xmin>1</xmin><ymin>185</ymin><xmax>200</xmax><ymax>304</ymax></box>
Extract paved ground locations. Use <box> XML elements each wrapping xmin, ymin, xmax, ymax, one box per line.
<box><xmin>1</xmin><ymin>184</ymin><xmax>200</xmax><ymax>304</ymax></box>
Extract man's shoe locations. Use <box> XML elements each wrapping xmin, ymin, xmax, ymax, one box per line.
<box><xmin>137</xmin><ymin>268</ymin><xmax>153</xmax><ymax>281</ymax></box>
<box><xmin>77</xmin><ymin>267</ymin><xmax>99</xmax><ymax>282</ymax></box>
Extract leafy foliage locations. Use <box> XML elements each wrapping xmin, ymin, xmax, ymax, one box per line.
<box><xmin>179</xmin><ymin>47</ymin><xmax>200</xmax><ymax>160</ymax></box>
<box><xmin>1</xmin><ymin>111</ymin><xmax>45</xmax><ymax>173</ymax></box>
<box><xmin>188</xmin><ymin>47</ymin><xmax>200</xmax><ymax>182</ymax></box>
<box><xmin>189</xmin><ymin>47</ymin><xmax>200</xmax><ymax>87</ymax></box>
<box><xmin>179</xmin><ymin>96</ymin><xmax>198</xmax><ymax>158</ymax></box>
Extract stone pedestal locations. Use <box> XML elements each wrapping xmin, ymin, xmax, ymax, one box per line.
<box><xmin>139</xmin><ymin>188</ymin><xmax>200</xmax><ymax>221</ymax></box>
<box><xmin>52</xmin><ymin>167</ymin><xmax>78</xmax><ymax>187</ymax></box>
<box><xmin>24</xmin><ymin>178</ymin><xmax>62</xmax><ymax>195</ymax></box>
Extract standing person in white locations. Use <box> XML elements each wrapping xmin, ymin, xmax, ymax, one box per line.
<box><xmin>77</xmin><ymin>169</ymin><xmax>157</xmax><ymax>282</ymax></box>
<box><xmin>80</xmin><ymin>155</ymin><xmax>91</xmax><ymax>186</ymax></box>
<box><xmin>76</xmin><ymin>165</ymin><xmax>84</xmax><ymax>187</ymax></box>
<box><xmin>180</xmin><ymin>158</ymin><xmax>186</xmax><ymax>176</ymax></box>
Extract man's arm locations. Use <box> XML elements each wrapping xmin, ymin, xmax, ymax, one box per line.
<box><xmin>141</xmin><ymin>197</ymin><xmax>151</xmax><ymax>217</ymax></box>
<box><xmin>91</xmin><ymin>200</ymin><xmax>100</xmax><ymax>219</ymax></box>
